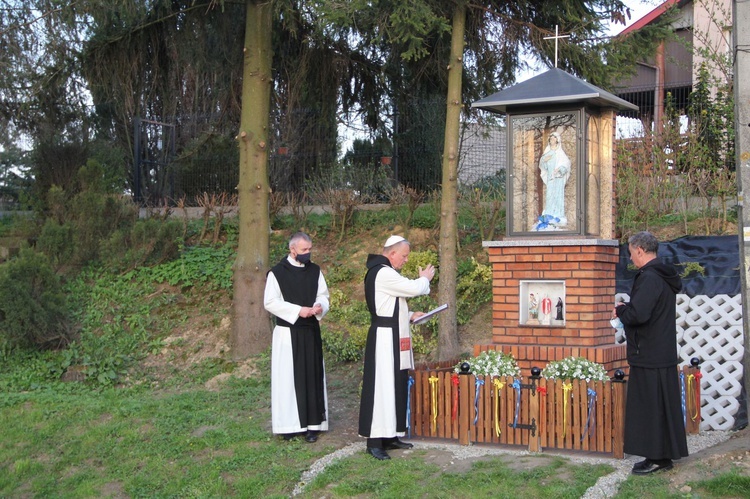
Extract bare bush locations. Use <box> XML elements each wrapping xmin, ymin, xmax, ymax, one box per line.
<box><xmin>459</xmin><ymin>183</ymin><xmax>504</xmax><ymax>241</ymax></box>
<box><xmin>386</xmin><ymin>184</ymin><xmax>425</xmax><ymax>238</ymax></box>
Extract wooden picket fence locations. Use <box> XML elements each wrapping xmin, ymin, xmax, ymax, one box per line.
<box><xmin>408</xmin><ymin>362</ymin><xmax>702</xmax><ymax>459</ymax></box>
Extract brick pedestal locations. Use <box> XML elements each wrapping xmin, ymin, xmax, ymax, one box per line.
<box><xmin>480</xmin><ymin>238</ymin><xmax>627</xmax><ymax>374</ymax></box>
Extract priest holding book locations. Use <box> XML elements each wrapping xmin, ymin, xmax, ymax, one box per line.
<box><xmin>358</xmin><ymin>235</ymin><xmax>435</xmax><ymax>460</ymax></box>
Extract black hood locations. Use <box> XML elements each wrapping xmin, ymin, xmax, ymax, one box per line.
<box><xmin>641</xmin><ymin>259</ymin><xmax>682</xmax><ymax>294</ymax></box>
<box><xmin>366</xmin><ymin>254</ymin><xmax>391</xmax><ymax>271</ymax></box>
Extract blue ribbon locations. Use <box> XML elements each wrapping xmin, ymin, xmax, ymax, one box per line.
<box><xmin>473</xmin><ymin>378</ymin><xmax>485</xmax><ymax>425</ymax></box>
<box><xmin>680</xmin><ymin>371</ymin><xmax>686</xmax><ymax>427</ymax></box>
<box><xmin>511</xmin><ymin>379</ymin><xmax>521</xmax><ymax>428</ymax></box>
<box><xmin>581</xmin><ymin>388</ymin><xmax>597</xmax><ymax>442</ymax></box>
<box><xmin>407</xmin><ymin>376</ymin><xmax>414</xmax><ymax>438</ymax></box>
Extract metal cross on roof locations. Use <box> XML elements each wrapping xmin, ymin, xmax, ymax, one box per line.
<box><xmin>543</xmin><ymin>25</ymin><xmax>570</xmax><ymax>68</ymax></box>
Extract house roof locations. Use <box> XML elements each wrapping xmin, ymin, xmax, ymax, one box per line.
<box><xmin>471</xmin><ymin>68</ymin><xmax>638</xmax><ymax>113</ymax></box>
<box><xmin>619</xmin><ymin>0</ymin><xmax>688</xmax><ymax>36</ymax></box>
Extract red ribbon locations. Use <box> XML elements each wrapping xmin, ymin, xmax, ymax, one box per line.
<box><xmin>451</xmin><ymin>373</ymin><xmax>459</xmax><ymax>420</ymax></box>
<box><xmin>537</xmin><ymin>386</ymin><xmax>547</xmax><ymax>395</ymax></box>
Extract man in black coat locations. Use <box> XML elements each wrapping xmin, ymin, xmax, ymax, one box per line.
<box><xmin>614</xmin><ymin>231</ymin><xmax>689</xmax><ymax>474</ymax></box>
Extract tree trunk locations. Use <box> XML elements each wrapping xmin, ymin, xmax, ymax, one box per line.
<box><xmin>437</xmin><ymin>2</ymin><xmax>466</xmax><ymax>361</ymax></box>
<box><xmin>230</xmin><ymin>0</ymin><xmax>273</xmax><ymax>360</ymax></box>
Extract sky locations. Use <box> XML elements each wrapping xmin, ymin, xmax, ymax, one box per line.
<box><xmin>516</xmin><ymin>0</ymin><xmax>664</xmax><ymax>82</ymax></box>
<box><xmin>609</xmin><ymin>0</ymin><xmax>664</xmax><ymax>35</ymax></box>
<box><xmin>336</xmin><ymin>1</ymin><xmax>666</xmax><ymax>152</ymax></box>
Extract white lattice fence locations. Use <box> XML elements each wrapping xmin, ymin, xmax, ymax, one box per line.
<box><xmin>615</xmin><ymin>293</ymin><xmax>744</xmax><ymax>431</ymax></box>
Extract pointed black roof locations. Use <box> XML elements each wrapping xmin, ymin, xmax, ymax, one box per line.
<box><xmin>472</xmin><ymin>68</ymin><xmax>638</xmax><ymax>113</ymax></box>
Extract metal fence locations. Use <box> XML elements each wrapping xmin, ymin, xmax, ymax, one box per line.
<box><xmin>132</xmin><ymin>81</ymin><xmax>703</xmax><ymax>206</ymax></box>
<box><xmin>130</xmin><ymin>95</ymin><xmax>508</xmax><ymax>205</ymax></box>
<box><xmin>0</xmin><ymin>79</ymin><xmax>706</xmax><ymax>209</ymax></box>
<box><xmin>614</xmin><ymin>81</ymin><xmax>693</xmax><ymax>138</ymax></box>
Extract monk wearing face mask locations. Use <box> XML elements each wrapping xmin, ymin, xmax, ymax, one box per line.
<box><xmin>264</xmin><ymin>232</ymin><xmax>330</xmax><ymax>443</ymax></box>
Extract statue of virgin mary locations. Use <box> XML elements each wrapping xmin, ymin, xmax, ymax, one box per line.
<box><xmin>538</xmin><ymin>132</ymin><xmax>571</xmax><ymax>225</ymax></box>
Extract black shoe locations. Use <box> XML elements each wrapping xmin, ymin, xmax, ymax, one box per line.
<box><xmin>366</xmin><ymin>447</ymin><xmax>391</xmax><ymax>460</ymax></box>
<box><xmin>632</xmin><ymin>460</ymin><xmax>673</xmax><ymax>475</ymax></box>
<box><xmin>385</xmin><ymin>439</ymin><xmax>414</xmax><ymax>450</ymax></box>
<box><xmin>632</xmin><ymin>458</ymin><xmax>653</xmax><ymax>471</ymax></box>
<box><xmin>305</xmin><ymin>430</ymin><xmax>318</xmax><ymax>443</ymax></box>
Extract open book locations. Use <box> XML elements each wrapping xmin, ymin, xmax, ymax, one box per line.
<box><xmin>411</xmin><ymin>303</ymin><xmax>448</xmax><ymax>325</ymax></box>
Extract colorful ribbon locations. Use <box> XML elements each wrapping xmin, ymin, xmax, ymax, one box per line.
<box><xmin>581</xmin><ymin>388</ymin><xmax>597</xmax><ymax>442</ymax></box>
<box><xmin>474</xmin><ymin>378</ymin><xmax>485</xmax><ymax>425</ymax></box>
<box><xmin>680</xmin><ymin>371</ymin><xmax>686</xmax><ymax>426</ymax></box>
<box><xmin>493</xmin><ymin>378</ymin><xmax>505</xmax><ymax>436</ymax></box>
<box><xmin>407</xmin><ymin>376</ymin><xmax>414</xmax><ymax>438</ymax></box>
<box><xmin>537</xmin><ymin>384</ymin><xmax>547</xmax><ymax>435</ymax></box>
<box><xmin>451</xmin><ymin>373</ymin><xmax>460</xmax><ymax>421</ymax></box>
<box><xmin>562</xmin><ymin>382</ymin><xmax>572</xmax><ymax>437</ymax></box>
<box><xmin>511</xmin><ymin>379</ymin><xmax>521</xmax><ymax>428</ymax></box>
<box><xmin>429</xmin><ymin>376</ymin><xmax>439</xmax><ymax>433</ymax></box>
<box><xmin>688</xmin><ymin>373</ymin><xmax>701</xmax><ymax>422</ymax></box>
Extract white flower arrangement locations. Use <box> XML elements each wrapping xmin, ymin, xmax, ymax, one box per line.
<box><xmin>454</xmin><ymin>350</ymin><xmax>521</xmax><ymax>378</ymax></box>
<box><xmin>541</xmin><ymin>356</ymin><xmax>609</xmax><ymax>382</ymax></box>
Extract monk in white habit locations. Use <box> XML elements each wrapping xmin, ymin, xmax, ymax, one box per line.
<box><xmin>264</xmin><ymin>232</ymin><xmax>330</xmax><ymax>443</ymax></box>
<box><xmin>358</xmin><ymin>235</ymin><xmax>434</xmax><ymax>459</ymax></box>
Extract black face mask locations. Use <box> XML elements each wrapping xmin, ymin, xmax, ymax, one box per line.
<box><xmin>296</xmin><ymin>252</ymin><xmax>311</xmax><ymax>265</ymax></box>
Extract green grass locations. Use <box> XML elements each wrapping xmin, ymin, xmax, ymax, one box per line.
<box><xmin>691</xmin><ymin>470</ymin><xmax>750</xmax><ymax>497</ymax></box>
<box><xmin>613</xmin><ymin>468</ymin><xmax>750</xmax><ymax>499</ymax></box>
<box><xmin>0</xmin><ymin>378</ymin><xmax>333</xmax><ymax>497</ymax></box>
<box><xmin>0</xmin><ymin>377</ymin><xmax>619</xmax><ymax>498</ymax></box>
<box><xmin>301</xmin><ymin>453</ymin><xmax>613</xmax><ymax>498</ymax></box>
<box><xmin>0</xmin><ymin>211</ymin><xmax>740</xmax><ymax>497</ymax></box>
<box><xmin>614</xmin><ymin>473</ymin><xmax>681</xmax><ymax>498</ymax></box>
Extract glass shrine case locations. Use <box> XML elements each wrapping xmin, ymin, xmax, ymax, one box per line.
<box><xmin>508</xmin><ymin>109</ymin><xmax>584</xmax><ymax>236</ymax></box>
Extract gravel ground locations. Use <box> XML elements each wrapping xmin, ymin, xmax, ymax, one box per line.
<box><xmin>292</xmin><ymin>431</ymin><xmax>732</xmax><ymax>497</ymax></box>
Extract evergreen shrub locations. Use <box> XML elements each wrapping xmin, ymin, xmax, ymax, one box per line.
<box><xmin>36</xmin><ymin>160</ymin><xmax>183</xmax><ymax>270</ymax></box>
<box><xmin>456</xmin><ymin>257</ymin><xmax>492</xmax><ymax>323</ymax></box>
<box><xmin>410</xmin><ymin>205</ymin><xmax>438</xmax><ymax>228</ymax></box>
<box><xmin>100</xmin><ymin>218</ymin><xmax>183</xmax><ymax>271</ymax></box>
<box><xmin>0</xmin><ymin>249</ymin><xmax>71</xmax><ymax>353</ymax></box>
<box><xmin>400</xmin><ymin>250</ymin><xmax>438</xmax><ymax>278</ymax></box>
<box><xmin>322</xmin><ymin>325</ymin><xmax>367</xmax><ymax>362</ymax></box>
<box><xmin>36</xmin><ymin>219</ymin><xmax>74</xmax><ymax>265</ymax></box>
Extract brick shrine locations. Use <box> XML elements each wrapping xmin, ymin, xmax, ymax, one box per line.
<box><xmin>478</xmin><ymin>238</ymin><xmax>627</xmax><ymax>374</ymax></box>
<box><xmin>471</xmin><ymin>68</ymin><xmax>638</xmax><ymax>375</ymax></box>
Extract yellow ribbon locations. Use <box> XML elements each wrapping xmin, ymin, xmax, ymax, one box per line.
<box><xmin>429</xmin><ymin>376</ymin><xmax>439</xmax><ymax>432</ymax></box>
<box><xmin>687</xmin><ymin>374</ymin><xmax>699</xmax><ymax>422</ymax></box>
<box><xmin>562</xmin><ymin>382</ymin><xmax>573</xmax><ymax>438</ymax></box>
<box><xmin>493</xmin><ymin>378</ymin><xmax>505</xmax><ymax>436</ymax></box>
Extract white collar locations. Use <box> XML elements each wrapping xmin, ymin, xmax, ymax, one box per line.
<box><xmin>286</xmin><ymin>255</ymin><xmax>304</xmax><ymax>267</ymax></box>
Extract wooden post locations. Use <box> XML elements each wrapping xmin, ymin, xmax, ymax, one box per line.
<box><xmin>459</xmin><ymin>373</ymin><xmax>472</xmax><ymax>445</ymax></box>
<box><xmin>528</xmin><ymin>375</ymin><xmax>540</xmax><ymax>452</ymax></box>
<box><xmin>539</xmin><ymin>378</ymin><xmax>550</xmax><ymax>449</ymax></box>
<box><xmin>683</xmin><ymin>365</ymin><xmax>702</xmax><ymax>434</ymax></box>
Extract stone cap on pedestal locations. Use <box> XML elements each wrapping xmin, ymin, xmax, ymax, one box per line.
<box><xmin>483</xmin><ymin>238</ymin><xmax>619</xmax><ymax>248</ymax></box>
